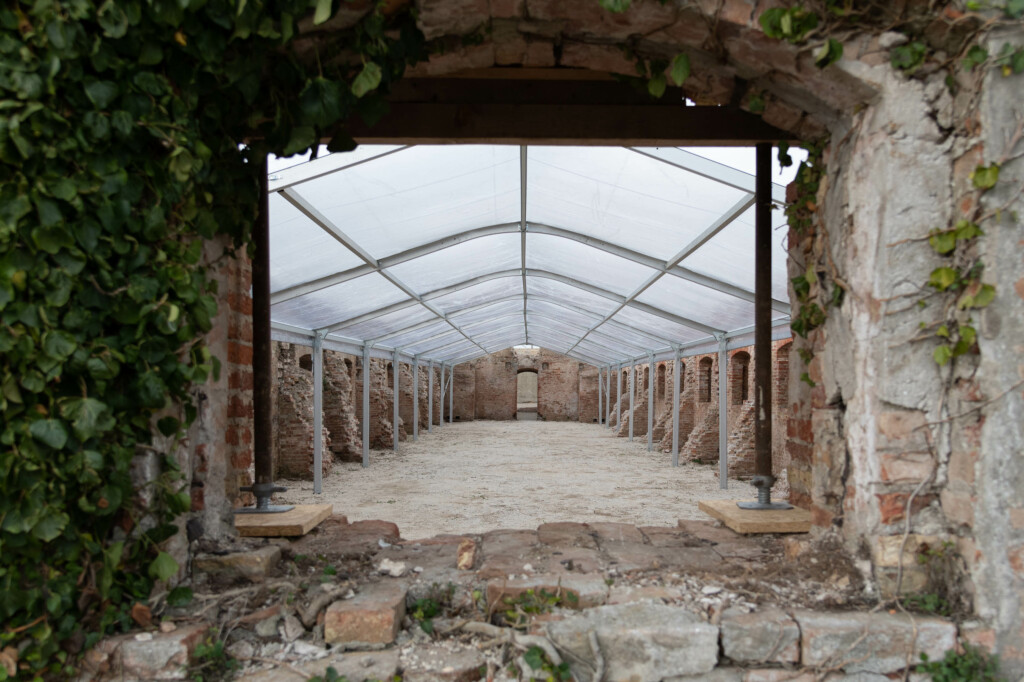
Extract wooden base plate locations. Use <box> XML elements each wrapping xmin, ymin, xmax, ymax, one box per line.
<box><xmin>235</xmin><ymin>504</ymin><xmax>333</xmax><ymax>537</ymax></box>
<box><xmin>698</xmin><ymin>499</ymin><xmax>811</xmax><ymax>534</ymax></box>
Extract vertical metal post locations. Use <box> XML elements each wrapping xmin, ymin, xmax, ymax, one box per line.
<box><xmin>439</xmin><ymin>364</ymin><xmax>445</xmax><ymax>426</ymax></box>
<box><xmin>739</xmin><ymin>142</ymin><xmax>790</xmax><ymax>509</ymax></box>
<box><xmin>647</xmin><ymin>354</ymin><xmax>655</xmax><ymax>452</ymax></box>
<box><xmin>616</xmin><ymin>363</ymin><xmax>622</xmax><ymax>430</ymax></box>
<box><xmin>392</xmin><ymin>349</ymin><xmax>399</xmax><ymax>453</ymax></box>
<box><xmin>448</xmin><ymin>364</ymin><xmax>453</xmax><ymax>424</ymax></box>
<box><xmin>628</xmin><ymin>361</ymin><xmax>635</xmax><ymax>442</ymax></box>
<box><xmin>607</xmin><ymin>366</ymin><xmax>612</xmax><ymax>428</ymax></box>
<box><xmin>718</xmin><ymin>335</ymin><xmax>728</xmax><ymax>489</ymax></box>
<box><xmin>312</xmin><ymin>332</ymin><xmax>324</xmax><ymax>494</ymax></box>
<box><xmin>428</xmin><ymin>359</ymin><xmax>434</xmax><ymax>432</ymax></box>
<box><xmin>672</xmin><ymin>347</ymin><xmax>680</xmax><ymax>467</ymax></box>
<box><xmin>413</xmin><ymin>357</ymin><xmax>419</xmax><ymax>441</ymax></box>
<box><xmin>597</xmin><ymin>365</ymin><xmax>603</xmax><ymax>425</ymax></box>
<box><xmin>237</xmin><ymin>156</ymin><xmax>292</xmax><ymax>513</ymax></box>
<box><xmin>362</xmin><ymin>343</ymin><xmax>370</xmax><ymax>468</ymax></box>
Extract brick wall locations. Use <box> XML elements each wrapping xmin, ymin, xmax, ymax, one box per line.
<box><xmin>323</xmin><ymin>350</ymin><xmax>360</xmax><ymax>462</ymax></box>
<box><xmin>473</xmin><ymin>349</ymin><xmax>517</xmax><ymax>420</ymax></box>
<box><xmin>537</xmin><ymin>349</ymin><xmax>579</xmax><ymax>420</ymax></box>
<box><xmin>272</xmin><ymin>342</ymin><xmax>332</xmax><ymax>479</ymax></box>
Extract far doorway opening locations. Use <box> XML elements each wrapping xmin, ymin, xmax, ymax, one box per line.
<box><xmin>516</xmin><ymin>369</ymin><xmax>538</xmax><ymax>421</ymax></box>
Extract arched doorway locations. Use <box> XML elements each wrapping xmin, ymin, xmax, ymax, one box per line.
<box><xmin>516</xmin><ymin>368</ymin><xmax>539</xmax><ymax>421</ymax></box>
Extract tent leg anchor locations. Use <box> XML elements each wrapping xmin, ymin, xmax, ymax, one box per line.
<box><xmin>737</xmin><ymin>475</ymin><xmax>792</xmax><ymax>510</ymax></box>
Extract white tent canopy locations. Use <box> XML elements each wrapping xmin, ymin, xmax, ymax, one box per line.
<box><xmin>267</xmin><ymin>144</ymin><xmax>792</xmax><ymax>368</ymax></box>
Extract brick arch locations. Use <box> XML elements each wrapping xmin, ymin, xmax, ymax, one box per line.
<box><xmin>516</xmin><ymin>367</ymin><xmax>539</xmax><ymax>375</ymax></box>
<box><xmin>730</xmin><ymin>351</ymin><xmax>751</xmax><ymax>405</ymax></box>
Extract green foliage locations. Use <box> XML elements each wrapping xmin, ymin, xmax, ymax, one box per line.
<box><xmin>501</xmin><ymin>588</ymin><xmax>578</xmax><ymax>629</ymax></box>
<box><xmin>411</xmin><ymin>582</ymin><xmax>457</xmax><ymax>634</ymax></box>
<box><xmin>190</xmin><ymin>631</ymin><xmax>240</xmax><ymax>682</ymax></box>
<box><xmin>522</xmin><ymin>645</ymin><xmax>572</xmax><ymax>681</ymax></box>
<box><xmin>0</xmin><ymin>0</ymin><xmax>425</xmax><ymax>676</ymax></box>
<box><xmin>901</xmin><ymin>591</ymin><xmax>951</xmax><ymax>616</ymax></box>
<box><xmin>759</xmin><ymin>7</ymin><xmax>819</xmax><ymax>43</ymax></box>
<box><xmin>598</xmin><ymin>0</ymin><xmax>633</xmax><ymax>12</ymax></box>
<box><xmin>814</xmin><ymin>38</ymin><xmax>844</xmax><ymax>67</ymax></box>
<box><xmin>890</xmin><ymin>41</ymin><xmax>928</xmax><ymax>73</ymax></box>
<box><xmin>309</xmin><ymin>667</ymin><xmax>351</xmax><ymax>682</ymax></box>
<box><xmin>917</xmin><ymin>644</ymin><xmax>1004</xmax><ymax>682</ymax></box>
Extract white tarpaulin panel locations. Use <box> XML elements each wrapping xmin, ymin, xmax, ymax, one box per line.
<box><xmin>268</xmin><ymin>144</ymin><xmax>793</xmax><ymax>365</ymax></box>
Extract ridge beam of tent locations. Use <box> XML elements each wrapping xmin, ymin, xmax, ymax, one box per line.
<box><xmin>270</xmin><ymin>221</ymin><xmax>789</xmax><ymax>314</ymax></box>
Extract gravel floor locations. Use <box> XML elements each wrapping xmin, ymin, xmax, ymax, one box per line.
<box><xmin>277</xmin><ymin>420</ymin><xmax>758</xmax><ymax>540</ymax></box>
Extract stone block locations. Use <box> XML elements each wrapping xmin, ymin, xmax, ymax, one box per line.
<box><xmin>537</xmin><ymin>522</ymin><xmax>598</xmax><ymax>549</ymax></box>
<box><xmin>795</xmin><ymin>610</ymin><xmax>957</xmax><ymax>674</ymax></box>
<box><xmin>457</xmin><ymin>538</ymin><xmax>477</xmax><ymax>570</ymax></box>
<box><xmin>487</xmin><ymin>573</ymin><xmax>608</xmax><ymax>611</ymax></box>
<box><xmin>545</xmin><ymin>603</ymin><xmax>719</xmax><ymax>680</ymax></box>
<box><xmin>244</xmin><ymin>650</ymin><xmax>399</xmax><ymax>682</ymax></box>
<box><xmin>721</xmin><ymin>607</ymin><xmax>800</xmax><ymax>664</ymax></box>
<box><xmin>665</xmin><ymin>669</ymin><xmax>744</xmax><ymax>682</ymax></box>
<box><xmin>590</xmin><ymin>522</ymin><xmax>645</xmax><ymax>545</ymax></box>
<box><xmin>324</xmin><ymin>582</ymin><xmax>407</xmax><ymax>646</ymax></box>
<box><xmin>871</xmin><ymin>534</ymin><xmax>939</xmax><ymax>568</ymax></box>
<box><xmin>607</xmin><ymin>585</ymin><xmax>677</xmax><ymax>605</ymax></box>
<box><xmin>416</xmin><ymin>0</ymin><xmax>491</xmax><ymax>40</ymax></box>
<box><xmin>79</xmin><ymin>624</ymin><xmax>209</xmax><ymax>681</ymax></box>
<box><xmin>401</xmin><ymin>643</ymin><xmax>486</xmax><ymax>682</ymax></box>
<box><xmin>193</xmin><ymin>545</ymin><xmax>281</xmax><ymax>582</ymax></box>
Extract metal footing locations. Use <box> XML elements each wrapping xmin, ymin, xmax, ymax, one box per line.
<box><xmin>736</xmin><ymin>475</ymin><xmax>793</xmax><ymax>511</ymax></box>
<box><xmin>234</xmin><ymin>483</ymin><xmax>295</xmax><ymax>514</ymax></box>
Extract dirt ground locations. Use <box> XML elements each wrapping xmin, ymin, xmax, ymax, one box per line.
<box><xmin>277</xmin><ymin>420</ymin><xmax>765</xmax><ymax>540</ymax></box>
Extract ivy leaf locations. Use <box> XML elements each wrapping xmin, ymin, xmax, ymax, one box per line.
<box><xmin>42</xmin><ymin>331</ymin><xmax>77</xmax><ymax>361</ymax></box>
<box><xmin>283</xmin><ymin>126</ymin><xmax>317</xmax><ymax>156</ymax></box>
<box><xmin>84</xmin><ymin>80</ymin><xmax>120</xmax><ymax>109</ymax></box>
<box><xmin>890</xmin><ymin>42</ymin><xmax>928</xmax><ymax>73</ymax></box>
<box><xmin>60</xmin><ymin>397</ymin><xmax>115</xmax><ymax>440</ymax></box>
<box><xmin>933</xmin><ymin>345</ymin><xmax>953</xmax><ymax>366</ymax></box>
<box><xmin>300</xmin><ymin>77</ymin><xmax>345</xmax><ymax>128</ymax></box>
<box><xmin>167</xmin><ymin>586</ymin><xmax>194</xmax><ymax>607</ymax></box>
<box><xmin>929</xmin><ymin>230</ymin><xmax>956</xmax><ymax>255</ymax></box>
<box><xmin>963</xmin><ymin>45</ymin><xmax>988</xmax><ymax>70</ymax></box>
<box><xmin>157</xmin><ymin>416</ymin><xmax>181</xmax><ymax>437</ymax></box>
<box><xmin>814</xmin><ymin>38</ymin><xmax>843</xmax><ymax>68</ymax></box>
<box><xmin>29</xmin><ymin>419</ymin><xmax>68</xmax><ymax>450</ymax></box>
<box><xmin>1006</xmin><ymin>0</ymin><xmax>1024</xmax><ymax>18</ymax></box>
<box><xmin>647</xmin><ymin>73</ymin><xmax>667</xmax><ymax>98</ymax></box>
<box><xmin>313</xmin><ymin>0</ymin><xmax>333</xmax><ymax>25</ymax></box>
<box><xmin>523</xmin><ymin>646</ymin><xmax>545</xmax><ymax>671</ymax></box>
<box><xmin>928</xmin><ymin>267</ymin><xmax>959</xmax><ymax>291</ymax></box>
<box><xmin>668</xmin><ymin>53</ymin><xmax>690</xmax><ymax>86</ymax></box>
<box><xmin>598</xmin><ymin>0</ymin><xmax>632</xmax><ymax>11</ymax></box>
<box><xmin>148</xmin><ymin>552</ymin><xmax>179</xmax><ymax>582</ymax></box>
<box><xmin>351</xmin><ymin>62</ymin><xmax>382</xmax><ymax>98</ymax></box>
<box><xmin>970</xmin><ymin>163</ymin><xmax>999</xmax><ymax>189</ymax></box>
<box><xmin>32</xmin><ymin>510</ymin><xmax>69</xmax><ymax>542</ymax></box>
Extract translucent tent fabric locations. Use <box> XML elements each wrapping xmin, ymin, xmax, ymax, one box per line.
<box><xmin>268</xmin><ymin>145</ymin><xmax>792</xmax><ymax>367</ymax></box>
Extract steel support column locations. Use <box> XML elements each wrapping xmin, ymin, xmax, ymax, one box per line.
<box><xmin>238</xmin><ymin>157</ymin><xmax>292</xmax><ymax>513</ymax></box>
<box><xmin>607</xmin><ymin>366</ymin><xmax>613</xmax><ymax>428</ymax></box>
<box><xmin>647</xmin><ymin>353</ymin><xmax>655</xmax><ymax>452</ymax></box>
<box><xmin>312</xmin><ymin>332</ymin><xmax>324</xmax><ymax>494</ymax></box>
<box><xmin>428</xmin><ymin>360</ymin><xmax>434</xmax><ymax>432</ymax></box>
<box><xmin>672</xmin><ymin>347</ymin><xmax>680</xmax><ymax>467</ymax></box>
<box><xmin>628</xmin><ymin>362</ymin><xmax>635</xmax><ymax>442</ymax></box>
<box><xmin>439</xmin><ymin>364</ymin><xmax>445</xmax><ymax>426</ymax></box>
<box><xmin>597</xmin><ymin>365</ymin><xmax>603</xmax><ymax>425</ymax></box>
<box><xmin>448</xmin><ymin>365</ymin><xmax>453</xmax><ymax>424</ymax></box>
<box><xmin>740</xmin><ymin>142</ymin><xmax>790</xmax><ymax>509</ymax></box>
<box><xmin>717</xmin><ymin>335</ymin><xmax>728</xmax><ymax>489</ymax></box>
<box><xmin>616</xmin><ymin>363</ymin><xmax>622</xmax><ymax>429</ymax></box>
<box><xmin>362</xmin><ymin>343</ymin><xmax>370</xmax><ymax>468</ymax></box>
<box><xmin>393</xmin><ymin>349</ymin><xmax>400</xmax><ymax>453</ymax></box>
<box><xmin>413</xmin><ymin>357</ymin><xmax>419</xmax><ymax>441</ymax></box>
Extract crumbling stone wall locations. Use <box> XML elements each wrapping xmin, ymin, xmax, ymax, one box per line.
<box><xmin>273</xmin><ymin>343</ymin><xmax>331</xmax><ymax>479</ymax></box>
<box><xmin>537</xmin><ymin>350</ymin><xmax>579</xmax><ymax>420</ymax></box>
<box><xmin>474</xmin><ymin>349</ymin><xmax>517</xmax><ymax>419</ymax></box>
<box><xmin>323</xmin><ymin>351</ymin><xmax>360</xmax><ymax>462</ymax></box>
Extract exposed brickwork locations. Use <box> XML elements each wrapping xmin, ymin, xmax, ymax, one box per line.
<box><xmin>273</xmin><ymin>343</ymin><xmax>331</xmax><ymax>479</ymax></box>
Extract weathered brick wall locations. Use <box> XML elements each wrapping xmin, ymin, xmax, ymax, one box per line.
<box><xmin>452</xmin><ymin>362</ymin><xmax>476</xmax><ymax>420</ymax></box>
<box><xmin>353</xmin><ymin>358</ymin><xmax>403</xmax><ymax>448</ymax></box>
<box><xmin>578</xmin><ymin>364</ymin><xmax>599</xmax><ymax>423</ymax></box>
<box><xmin>272</xmin><ymin>342</ymin><xmax>331</xmax><ymax>479</ymax></box>
<box><xmin>323</xmin><ymin>350</ymin><xmax>360</xmax><ymax>462</ymax></box>
<box><xmin>537</xmin><ymin>349</ymin><xmax>579</xmax><ymax>421</ymax></box>
<box><xmin>473</xmin><ymin>349</ymin><xmax>517</xmax><ymax>420</ymax></box>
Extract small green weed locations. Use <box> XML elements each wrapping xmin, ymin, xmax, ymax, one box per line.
<box><xmin>917</xmin><ymin>644</ymin><xmax>1003</xmax><ymax>682</ymax></box>
<box><xmin>900</xmin><ymin>592</ymin><xmax>950</xmax><ymax>616</ymax></box>
<box><xmin>522</xmin><ymin>645</ymin><xmax>572</xmax><ymax>681</ymax></box>
<box><xmin>410</xmin><ymin>582</ymin><xmax>458</xmax><ymax>634</ymax></box>
<box><xmin>189</xmin><ymin>630</ymin><xmax>240</xmax><ymax>682</ymax></box>
<box><xmin>501</xmin><ymin>587</ymin><xmax>579</xmax><ymax>629</ymax></box>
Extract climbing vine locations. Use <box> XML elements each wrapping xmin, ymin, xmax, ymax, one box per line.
<box><xmin>0</xmin><ymin>0</ymin><xmax>424</xmax><ymax>678</ymax></box>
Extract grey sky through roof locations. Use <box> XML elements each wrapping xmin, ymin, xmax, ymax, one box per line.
<box><xmin>268</xmin><ymin>145</ymin><xmax>794</xmax><ymax>368</ymax></box>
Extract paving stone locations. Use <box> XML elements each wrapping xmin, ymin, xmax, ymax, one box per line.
<box><xmin>401</xmin><ymin>642</ymin><xmax>486</xmax><ymax>682</ymax></box>
<box><xmin>244</xmin><ymin>649</ymin><xmax>400</xmax><ymax>682</ymax></box>
<box><xmin>590</xmin><ymin>522</ymin><xmax>646</xmax><ymax>545</ymax></box>
<box><xmin>477</xmin><ymin>529</ymin><xmax>540</xmax><ymax>578</ymax></box>
<box><xmin>603</xmin><ymin>542</ymin><xmax>721</xmax><ymax>572</ymax></box>
<box><xmin>537</xmin><ymin>522</ymin><xmax>598</xmax><ymax>549</ymax></box>
<box><xmin>324</xmin><ymin>581</ymin><xmax>407</xmax><ymax>646</ymax></box>
<box><xmin>795</xmin><ymin>610</ymin><xmax>957</xmax><ymax>674</ymax></box>
<box><xmin>547</xmin><ymin>546</ymin><xmax>604</xmax><ymax>573</ymax></box>
<box><xmin>77</xmin><ymin>624</ymin><xmax>208</xmax><ymax>681</ymax></box>
<box><xmin>639</xmin><ymin>526</ymin><xmax>710</xmax><ymax>548</ymax></box>
<box><xmin>607</xmin><ymin>585</ymin><xmax>677</xmax><ymax>605</ymax></box>
<box><xmin>721</xmin><ymin>607</ymin><xmax>800</xmax><ymax>664</ymax></box>
<box><xmin>742</xmin><ymin>671</ymin><xmax>817</xmax><ymax>682</ymax></box>
<box><xmin>486</xmin><ymin>573</ymin><xmax>608</xmax><ymax>611</ymax></box>
<box><xmin>544</xmin><ymin>602</ymin><xmax>719</xmax><ymax>681</ymax></box>
<box><xmin>194</xmin><ymin>545</ymin><xmax>281</xmax><ymax>582</ymax></box>
<box><xmin>665</xmin><ymin>669</ymin><xmax>744</xmax><ymax>682</ymax></box>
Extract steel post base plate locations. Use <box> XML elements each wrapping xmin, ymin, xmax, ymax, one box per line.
<box><xmin>736</xmin><ymin>500</ymin><xmax>794</xmax><ymax>510</ymax></box>
<box><xmin>234</xmin><ymin>504</ymin><xmax>295</xmax><ymax>514</ymax></box>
